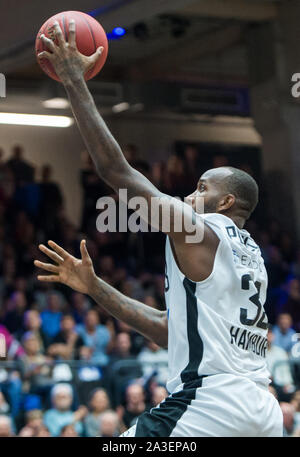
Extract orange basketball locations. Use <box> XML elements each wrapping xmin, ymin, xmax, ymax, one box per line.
<box><xmin>35</xmin><ymin>11</ymin><xmax>108</xmax><ymax>82</ymax></box>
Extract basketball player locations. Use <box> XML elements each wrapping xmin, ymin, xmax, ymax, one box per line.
<box><xmin>35</xmin><ymin>21</ymin><xmax>283</xmax><ymax>436</ymax></box>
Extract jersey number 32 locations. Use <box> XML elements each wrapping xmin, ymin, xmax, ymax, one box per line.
<box><xmin>240</xmin><ymin>274</ymin><xmax>268</xmax><ymax>330</ymax></box>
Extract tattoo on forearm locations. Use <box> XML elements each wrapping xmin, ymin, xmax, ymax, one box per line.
<box><xmin>90</xmin><ymin>278</ymin><xmax>168</xmax><ymax>348</ymax></box>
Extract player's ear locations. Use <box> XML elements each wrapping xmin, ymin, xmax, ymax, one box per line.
<box><xmin>217</xmin><ymin>194</ymin><xmax>235</xmax><ymax>211</ymax></box>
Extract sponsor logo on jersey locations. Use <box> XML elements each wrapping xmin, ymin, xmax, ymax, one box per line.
<box><xmin>226</xmin><ymin>225</ymin><xmax>259</xmax><ymax>252</ymax></box>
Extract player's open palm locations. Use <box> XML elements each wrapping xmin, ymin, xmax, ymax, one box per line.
<box><xmin>34</xmin><ymin>240</ymin><xmax>96</xmax><ymax>295</ymax></box>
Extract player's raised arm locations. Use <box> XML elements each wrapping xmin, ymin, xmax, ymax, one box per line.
<box><xmin>34</xmin><ymin>240</ymin><xmax>168</xmax><ymax>348</ymax></box>
<box><xmin>37</xmin><ymin>21</ymin><xmax>202</xmax><ymax>243</ymax></box>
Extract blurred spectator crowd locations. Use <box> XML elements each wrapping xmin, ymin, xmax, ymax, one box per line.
<box><xmin>0</xmin><ymin>143</ymin><xmax>300</xmax><ymax>437</ymax></box>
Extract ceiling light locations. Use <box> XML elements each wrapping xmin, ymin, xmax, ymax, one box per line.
<box><xmin>113</xmin><ymin>27</ymin><xmax>126</xmax><ymax>37</ymax></box>
<box><xmin>42</xmin><ymin>98</ymin><xmax>70</xmax><ymax>109</ymax></box>
<box><xmin>0</xmin><ymin>113</ymin><xmax>73</xmax><ymax>127</ymax></box>
<box><xmin>112</xmin><ymin>102</ymin><xmax>130</xmax><ymax>113</ymax></box>
<box><xmin>107</xmin><ymin>26</ymin><xmax>127</xmax><ymax>40</ymax></box>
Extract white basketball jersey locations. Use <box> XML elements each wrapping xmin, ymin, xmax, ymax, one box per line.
<box><xmin>165</xmin><ymin>212</ymin><xmax>270</xmax><ymax>394</ymax></box>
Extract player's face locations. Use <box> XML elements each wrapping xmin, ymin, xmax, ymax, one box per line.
<box><xmin>186</xmin><ymin>168</ymin><xmax>230</xmax><ymax>214</ymax></box>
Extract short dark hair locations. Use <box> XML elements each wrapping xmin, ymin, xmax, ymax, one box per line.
<box><xmin>222</xmin><ymin>167</ymin><xmax>259</xmax><ymax>218</ymax></box>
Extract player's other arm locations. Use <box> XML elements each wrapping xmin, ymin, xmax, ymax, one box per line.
<box><xmin>38</xmin><ymin>22</ymin><xmax>201</xmax><ymax>241</ymax></box>
<box><xmin>34</xmin><ymin>240</ymin><xmax>168</xmax><ymax>348</ymax></box>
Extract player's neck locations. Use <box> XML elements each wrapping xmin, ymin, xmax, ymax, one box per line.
<box><xmin>230</xmin><ymin>215</ymin><xmax>246</xmax><ymax>229</ymax></box>
<box><xmin>235</xmin><ymin>219</ymin><xmax>245</xmax><ymax>229</ymax></box>
<box><xmin>218</xmin><ymin>210</ymin><xmax>246</xmax><ymax>229</ymax></box>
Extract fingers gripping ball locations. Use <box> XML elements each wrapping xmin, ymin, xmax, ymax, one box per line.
<box><xmin>35</xmin><ymin>10</ymin><xmax>108</xmax><ymax>82</ymax></box>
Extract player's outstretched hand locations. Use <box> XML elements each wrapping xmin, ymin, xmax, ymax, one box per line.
<box><xmin>34</xmin><ymin>239</ymin><xmax>97</xmax><ymax>295</ymax></box>
<box><xmin>37</xmin><ymin>20</ymin><xmax>103</xmax><ymax>82</ymax></box>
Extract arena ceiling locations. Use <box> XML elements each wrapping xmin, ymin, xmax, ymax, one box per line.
<box><xmin>0</xmin><ymin>0</ymin><xmax>282</xmax><ymax>85</ymax></box>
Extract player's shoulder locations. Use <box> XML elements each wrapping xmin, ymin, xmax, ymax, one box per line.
<box><xmin>198</xmin><ymin>213</ymin><xmax>258</xmax><ymax>248</ymax></box>
<box><xmin>192</xmin><ymin>213</ymin><xmax>232</xmax><ymax>246</ymax></box>
<box><xmin>200</xmin><ymin>212</ymin><xmax>232</xmax><ymax>223</ymax></box>
<box><xmin>197</xmin><ymin>212</ymin><xmax>235</xmax><ymax>230</ymax></box>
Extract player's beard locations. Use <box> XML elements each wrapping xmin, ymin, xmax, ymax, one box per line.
<box><xmin>203</xmin><ymin>197</ymin><xmax>219</xmax><ymax>214</ymax></box>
